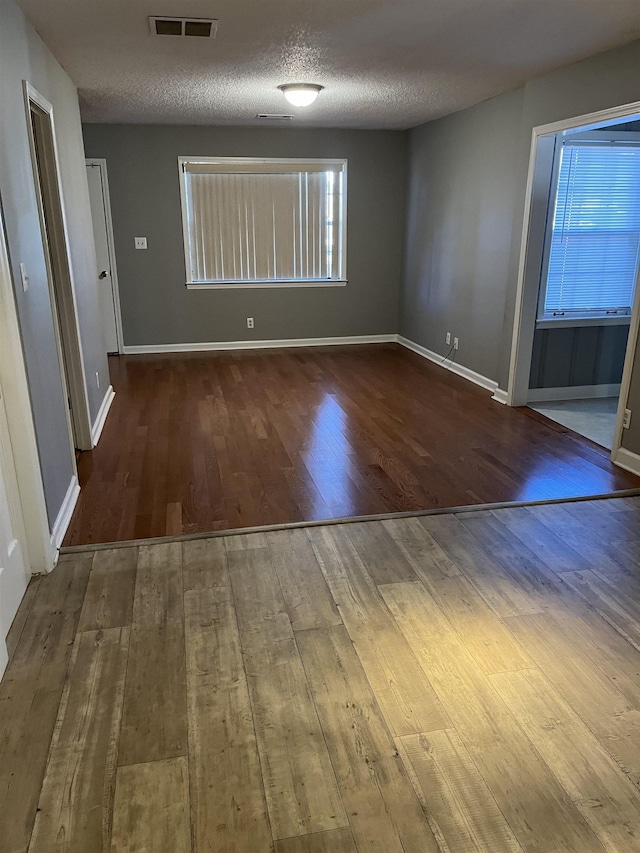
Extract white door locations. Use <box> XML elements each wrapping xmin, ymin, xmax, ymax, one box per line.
<box><xmin>86</xmin><ymin>161</ymin><xmax>120</xmax><ymax>353</ymax></box>
<box><xmin>0</xmin><ymin>382</ymin><xmax>30</xmax><ymax>678</ymax></box>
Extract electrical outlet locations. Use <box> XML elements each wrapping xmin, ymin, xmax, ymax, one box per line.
<box><xmin>134</xmin><ymin>237</ymin><xmax>147</xmax><ymax>250</ymax></box>
<box><xmin>246</xmin><ymin>317</ymin><xmax>254</xmax><ymax>329</ymax></box>
<box><xmin>446</xmin><ymin>332</ymin><xmax>451</xmax><ymax>346</ymax></box>
<box><xmin>453</xmin><ymin>337</ymin><xmax>459</xmax><ymax>351</ymax></box>
<box><xmin>623</xmin><ymin>408</ymin><xmax>632</xmax><ymax>429</ymax></box>
<box><xmin>96</xmin><ymin>372</ymin><xmax>100</xmax><ymax>389</ymax></box>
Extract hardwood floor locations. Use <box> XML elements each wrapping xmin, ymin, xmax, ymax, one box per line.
<box><xmin>64</xmin><ymin>345</ymin><xmax>639</xmax><ymax>546</ymax></box>
<box><xmin>6</xmin><ymin>496</ymin><xmax>640</xmax><ymax>851</ymax></box>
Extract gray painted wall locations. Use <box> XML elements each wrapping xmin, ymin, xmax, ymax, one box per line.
<box><xmin>529</xmin><ymin>325</ymin><xmax>629</xmax><ymax>389</ymax></box>
<box><xmin>0</xmin><ymin>0</ymin><xmax>109</xmax><ymax>525</ymax></box>
<box><xmin>401</xmin><ymin>88</ymin><xmax>525</xmax><ymax>382</ymax></box>
<box><xmin>82</xmin><ymin>124</ymin><xmax>407</xmax><ymax>346</ymax></box>
<box><xmin>401</xmin><ymin>37</ymin><xmax>640</xmax><ymax>456</ymax></box>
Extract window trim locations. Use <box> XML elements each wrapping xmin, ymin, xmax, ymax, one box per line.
<box><xmin>536</xmin><ymin>134</ymin><xmax>640</xmax><ymax>325</ymax></box>
<box><xmin>178</xmin><ymin>155</ymin><xmax>348</xmax><ymax>289</ymax></box>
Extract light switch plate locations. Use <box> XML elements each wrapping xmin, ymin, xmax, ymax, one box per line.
<box><xmin>134</xmin><ymin>237</ymin><xmax>148</xmax><ymax>250</ymax></box>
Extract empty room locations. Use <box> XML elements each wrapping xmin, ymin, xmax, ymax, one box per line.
<box><xmin>3</xmin><ymin>0</ymin><xmax>640</xmax><ymax>850</ymax></box>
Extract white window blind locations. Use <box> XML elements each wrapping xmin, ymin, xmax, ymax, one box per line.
<box><xmin>541</xmin><ymin>141</ymin><xmax>640</xmax><ymax>319</ymax></box>
<box><xmin>179</xmin><ymin>158</ymin><xmax>346</xmax><ymax>286</ymax></box>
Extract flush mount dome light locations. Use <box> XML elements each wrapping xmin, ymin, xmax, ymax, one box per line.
<box><xmin>278</xmin><ymin>83</ymin><xmax>324</xmax><ymax>107</ymax></box>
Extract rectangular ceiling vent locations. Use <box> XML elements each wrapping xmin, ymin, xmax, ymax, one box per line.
<box><xmin>256</xmin><ymin>114</ymin><xmax>294</xmax><ymax>121</ymax></box>
<box><xmin>149</xmin><ymin>17</ymin><xmax>218</xmax><ymax>38</ymax></box>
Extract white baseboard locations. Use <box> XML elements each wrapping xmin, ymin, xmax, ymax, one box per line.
<box><xmin>397</xmin><ymin>336</ymin><xmax>498</xmax><ymax>394</ymax></box>
<box><xmin>50</xmin><ymin>475</ymin><xmax>80</xmax><ymax>552</ymax></box>
<box><xmin>91</xmin><ymin>385</ymin><xmax>115</xmax><ymax>446</ymax></box>
<box><xmin>612</xmin><ymin>446</ymin><xmax>640</xmax><ymax>477</ymax></box>
<box><xmin>527</xmin><ymin>383</ymin><xmax>621</xmax><ymax>403</ymax></box>
<box><xmin>123</xmin><ymin>334</ymin><xmax>397</xmax><ymax>355</ymax></box>
<box><xmin>492</xmin><ymin>388</ymin><xmax>509</xmax><ymax>405</ymax></box>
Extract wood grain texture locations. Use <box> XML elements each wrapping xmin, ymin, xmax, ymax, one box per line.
<box><xmin>491</xmin><ymin>667</ymin><xmax>640</xmax><ymax>852</ymax></box>
<box><xmin>185</xmin><ymin>585</ymin><xmax>272</xmax><ymax>853</ymax></box>
<box><xmin>503</xmin><ymin>611</ymin><xmax>640</xmax><ymax>786</ymax></box>
<box><xmin>296</xmin><ymin>625</ymin><xmax>439</xmax><ymax>853</ymax></box>
<box><xmin>5</xmin><ymin>577</ymin><xmax>40</xmax><ymax>663</ymax></box>
<box><xmin>28</xmin><ymin>627</ymin><xmax>129</xmax><ymax>853</ymax></box>
<box><xmin>0</xmin><ymin>558</ymin><xmax>90</xmax><ymax>853</ymax></box>
<box><xmin>78</xmin><ymin>548</ymin><xmax>137</xmax><ymax>631</ymax></box>
<box><xmin>110</xmin><ymin>757</ymin><xmax>191</xmax><ymax>853</ymax></box>
<box><xmin>266</xmin><ymin>529</ymin><xmax>342</xmax><ymax>631</ymax></box>
<box><xmin>419</xmin><ymin>514</ymin><xmax>541</xmax><ymax>618</ymax></box>
<box><xmin>396</xmin><ymin>729</ymin><xmax>522</xmax><ymax>852</ymax></box>
<box><xmin>8</xmin><ymin>497</ymin><xmax>640</xmax><ymax>851</ymax></box>
<box><xmin>381</xmin><ymin>581</ymin><xmax>606</xmax><ymax>852</ymax></box>
<box><xmin>64</xmin><ymin>346</ymin><xmax>639</xmax><ymax>546</ymax></box>
<box><xmin>382</xmin><ymin>516</ymin><xmax>461</xmax><ymax>580</ymax></box>
<box><xmin>182</xmin><ymin>537</ymin><xmax>228</xmax><ymax>591</ymax></box>
<box><xmin>228</xmin><ymin>546</ymin><xmax>347</xmax><ymax>840</ymax></box>
<box><xmin>118</xmin><ymin>543</ymin><xmax>187</xmax><ymax>766</ymax></box>
<box><xmin>274</xmin><ymin>828</ymin><xmax>357</xmax><ymax>853</ymax></box>
<box><xmin>308</xmin><ymin>525</ymin><xmax>449</xmax><ymax>736</ymax></box>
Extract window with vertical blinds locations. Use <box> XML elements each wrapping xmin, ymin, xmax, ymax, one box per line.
<box><xmin>539</xmin><ymin>140</ymin><xmax>640</xmax><ymax>320</ymax></box>
<box><xmin>179</xmin><ymin>157</ymin><xmax>347</xmax><ymax>287</ymax></box>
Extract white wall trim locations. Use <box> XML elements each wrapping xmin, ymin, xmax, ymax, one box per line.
<box><xmin>49</xmin><ymin>474</ymin><xmax>80</xmax><ymax>553</ymax></box>
<box><xmin>123</xmin><ymin>334</ymin><xmax>397</xmax><ymax>354</ymax></box>
<box><xmin>91</xmin><ymin>385</ymin><xmax>115</xmax><ymax>446</ymax></box>
<box><xmin>527</xmin><ymin>383</ymin><xmax>621</xmax><ymax>403</ymax></box>
<box><xmin>397</xmin><ymin>336</ymin><xmax>498</xmax><ymax>393</ymax></box>
<box><xmin>492</xmin><ymin>388</ymin><xmax>509</xmax><ymax>404</ymax></box>
<box><xmin>0</xmin><ymin>199</ymin><xmax>55</xmax><ymax>575</ymax></box>
<box><xmin>612</xmin><ymin>446</ymin><xmax>640</xmax><ymax>478</ymax></box>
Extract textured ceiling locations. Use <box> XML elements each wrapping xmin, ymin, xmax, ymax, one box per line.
<box><xmin>16</xmin><ymin>0</ymin><xmax>640</xmax><ymax>128</ymax></box>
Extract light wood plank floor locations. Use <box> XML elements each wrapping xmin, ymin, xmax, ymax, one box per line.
<box><xmin>5</xmin><ymin>496</ymin><xmax>640</xmax><ymax>851</ymax></box>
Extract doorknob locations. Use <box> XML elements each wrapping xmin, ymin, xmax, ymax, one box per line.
<box><xmin>99</xmin><ymin>270</ymin><xmax>110</xmax><ymax>279</ymax></box>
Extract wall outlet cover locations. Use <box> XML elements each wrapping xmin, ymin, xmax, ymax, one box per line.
<box><xmin>134</xmin><ymin>237</ymin><xmax>148</xmax><ymax>250</ymax></box>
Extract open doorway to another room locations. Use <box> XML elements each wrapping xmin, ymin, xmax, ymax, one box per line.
<box><xmin>24</xmin><ymin>83</ymin><xmax>93</xmax><ymax>452</ymax></box>
<box><xmin>511</xmin><ymin>110</ymin><xmax>640</xmax><ymax>453</ymax></box>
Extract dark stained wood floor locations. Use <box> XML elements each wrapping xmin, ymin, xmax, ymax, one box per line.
<box><xmin>64</xmin><ymin>344</ymin><xmax>640</xmax><ymax>545</ymax></box>
<box><xmin>6</xmin><ymin>496</ymin><xmax>640</xmax><ymax>851</ymax></box>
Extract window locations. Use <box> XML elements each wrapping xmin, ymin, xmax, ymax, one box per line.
<box><xmin>538</xmin><ymin>139</ymin><xmax>640</xmax><ymax>321</ymax></box>
<box><xmin>179</xmin><ymin>157</ymin><xmax>347</xmax><ymax>287</ymax></box>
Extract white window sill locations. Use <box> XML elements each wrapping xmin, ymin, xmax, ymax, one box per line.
<box><xmin>187</xmin><ymin>280</ymin><xmax>347</xmax><ymax>290</ymax></box>
<box><xmin>536</xmin><ymin>315</ymin><xmax>631</xmax><ymax>329</ymax></box>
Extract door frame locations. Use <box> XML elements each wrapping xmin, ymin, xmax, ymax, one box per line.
<box><xmin>0</xmin><ymin>200</ymin><xmax>56</xmax><ymax>574</ymax></box>
<box><xmin>0</xmin><ymin>370</ymin><xmax>30</xmax><ymax>674</ymax></box>
<box><xmin>86</xmin><ymin>158</ymin><xmax>124</xmax><ymax>354</ymax></box>
<box><xmin>505</xmin><ymin>98</ymin><xmax>640</xmax><ymax>465</ymax></box>
<box><xmin>23</xmin><ymin>81</ymin><xmax>93</xmax><ymax>451</ymax></box>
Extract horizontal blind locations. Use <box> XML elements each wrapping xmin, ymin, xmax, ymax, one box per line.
<box><xmin>544</xmin><ymin>143</ymin><xmax>640</xmax><ymax>316</ymax></box>
<box><xmin>183</xmin><ymin>162</ymin><xmax>344</xmax><ymax>283</ymax></box>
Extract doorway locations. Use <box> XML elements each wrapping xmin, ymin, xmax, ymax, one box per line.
<box><xmin>507</xmin><ymin>102</ymin><xmax>640</xmax><ymax>462</ymax></box>
<box><xmin>24</xmin><ymin>83</ymin><xmax>92</xmax><ymax>451</ymax></box>
<box><xmin>527</xmin><ymin>121</ymin><xmax>640</xmax><ymax>449</ymax></box>
<box><xmin>86</xmin><ymin>159</ymin><xmax>123</xmax><ymax>354</ymax></box>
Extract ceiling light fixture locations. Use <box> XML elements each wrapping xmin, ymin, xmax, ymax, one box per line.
<box><xmin>278</xmin><ymin>83</ymin><xmax>324</xmax><ymax>108</ymax></box>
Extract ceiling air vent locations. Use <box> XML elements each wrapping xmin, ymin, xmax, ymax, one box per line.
<box><xmin>256</xmin><ymin>114</ymin><xmax>294</xmax><ymax>121</ymax></box>
<box><xmin>149</xmin><ymin>17</ymin><xmax>218</xmax><ymax>38</ymax></box>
